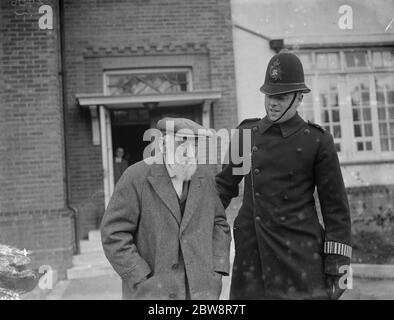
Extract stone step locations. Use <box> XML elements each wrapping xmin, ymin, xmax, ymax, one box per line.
<box><xmin>72</xmin><ymin>251</ymin><xmax>109</xmax><ymax>267</ymax></box>
<box><xmin>352</xmin><ymin>264</ymin><xmax>394</xmax><ymax>280</ymax></box>
<box><xmin>79</xmin><ymin>240</ymin><xmax>103</xmax><ymax>254</ymax></box>
<box><xmin>88</xmin><ymin>230</ymin><xmax>101</xmax><ymax>242</ymax></box>
<box><xmin>67</xmin><ymin>265</ymin><xmax>116</xmax><ymax>280</ymax></box>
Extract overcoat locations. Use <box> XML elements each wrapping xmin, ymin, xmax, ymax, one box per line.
<box><xmin>101</xmin><ymin>158</ymin><xmax>231</xmax><ymax>300</ymax></box>
<box><xmin>216</xmin><ymin>113</ymin><xmax>352</xmax><ymax>299</ymax></box>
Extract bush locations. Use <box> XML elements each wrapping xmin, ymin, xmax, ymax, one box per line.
<box><xmin>351</xmin><ymin>230</ymin><xmax>394</xmax><ymax>264</ymax></box>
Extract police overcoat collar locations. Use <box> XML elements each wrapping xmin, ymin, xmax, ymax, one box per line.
<box><xmin>258</xmin><ymin>112</ymin><xmax>305</xmax><ymax>138</ymax></box>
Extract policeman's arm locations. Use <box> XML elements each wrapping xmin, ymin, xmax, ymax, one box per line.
<box><xmin>216</xmin><ymin>166</ymin><xmax>243</xmax><ymax>209</ymax></box>
<box><xmin>215</xmin><ymin>126</ymin><xmax>247</xmax><ymax>209</ymax></box>
<box><xmin>100</xmin><ymin>166</ymin><xmax>151</xmax><ymax>285</ymax></box>
<box><xmin>314</xmin><ymin>132</ymin><xmax>352</xmax><ymax>276</ymax></box>
<box><xmin>212</xmin><ymin>193</ymin><xmax>232</xmax><ymax>276</ymax></box>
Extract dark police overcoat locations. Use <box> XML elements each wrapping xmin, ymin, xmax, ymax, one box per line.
<box><xmin>216</xmin><ymin>113</ymin><xmax>352</xmax><ymax>299</ymax></box>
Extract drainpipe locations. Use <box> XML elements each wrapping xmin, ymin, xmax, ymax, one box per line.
<box><xmin>58</xmin><ymin>0</ymin><xmax>80</xmax><ymax>254</ymax></box>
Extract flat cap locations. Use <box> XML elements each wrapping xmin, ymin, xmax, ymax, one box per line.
<box><xmin>157</xmin><ymin>117</ymin><xmax>213</xmax><ymax>138</ymax></box>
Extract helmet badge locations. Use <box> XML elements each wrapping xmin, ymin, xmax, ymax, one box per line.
<box><xmin>269</xmin><ymin>59</ymin><xmax>283</xmax><ymax>82</ymax></box>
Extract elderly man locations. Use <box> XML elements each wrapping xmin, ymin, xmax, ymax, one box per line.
<box><xmin>101</xmin><ymin>118</ymin><xmax>231</xmax><ymax>300</ymax></box>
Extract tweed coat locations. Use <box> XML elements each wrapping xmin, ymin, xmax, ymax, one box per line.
<box><xmin>216</xmin><ymin>113</ymin><xmax>352</xmax><ymax>300</ymax></box>
<box><xmin>101</xmin><ymin>157</ymin><xmax>231</xmax><ymax>300</ymax></box>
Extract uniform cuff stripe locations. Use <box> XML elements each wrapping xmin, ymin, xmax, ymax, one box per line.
<box><xmin>324</xmin><ymin>241</ymin><xmax>352</xmax><ymax>258</ymax></box>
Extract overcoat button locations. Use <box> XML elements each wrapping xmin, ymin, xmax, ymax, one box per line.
<box><xmin>296</xmin><ymin>148</ymin><xmax>302</xmax><ymax>153</ymax></box>
<box><xmin>254</xmin><ymin>168</ymin><xmax>260</xmax><ymax>175</ymax></box>
<box><xmin>255</xmin><ymin>192</ymin><xmax>260</xmax><ymax>197</ymax></box>
<box><xmin>304</xmin><ymin>129</ymin><xmax>310</xmax><ymax>135</ymax></box>
<box><xmin>172</xmin><ymin>264</ymin><xmax>178</xmax><ymax>270</ymax></box>
<box><xmin>252</xmin><ymin>146</ymin><xmax>258</xmax><ymax>152</ymax></box>
<box><xmin>283</xmin><ymin>195</ymin><xmax>289</xmax><ymax>200</ymax></box>
<box><xmin>255</xmin><ymin>216</ymin><xmax>261</xmax><ymax>221</ymax></box>
<box><xmin>252</xmin><ymin>126</ymin><xmax>258</xmax><ymax>132</ymax></box>
<box><xmin>169</xmin><ymin>293</ymin><xmax>177</xmax><ymax>299</ymax></box>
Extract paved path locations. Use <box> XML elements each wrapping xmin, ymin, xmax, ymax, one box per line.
<box><xmin>44</xmin><ymin>271</ymin><xmax>231</xmax><ymax>300</ymax></box>
<box><xmin>341</xmin><ymin>278</ymin><xmax>394</xmax><ymax>300</ymax></box>
<box><xmin>36</xmin><ymin>274</ymin><xmax>394</xmax><ymax>300</ymax></box>
<box><xmin>23</xmin><ymin>234</ymin><xmax>394</xmax><ymax>300</ymax></box>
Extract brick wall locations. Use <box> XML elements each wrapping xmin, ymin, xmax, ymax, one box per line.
<box><xmin>0</xmin><ymin>0</ymin><xmax>72</xmax><ymax>279</ymax></box>
<box><xmin>62</xmin><ymin>0</ymin><xmax>238</xmax><ymax>237</ymax></box>
<box><xmin>0</xmin><ymin>210</ymin><xmax>73</xmax><ymax>277</ymax></box>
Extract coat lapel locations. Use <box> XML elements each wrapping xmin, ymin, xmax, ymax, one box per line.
<box><xmin>147</xmin><ymin>163</ymin><xmax>182</xmax><ymax>225</ymax></box>
<box><xmin>180</xmin><ymin>167</ymin><xmax>205</xmax><ymax>232</ymax></box>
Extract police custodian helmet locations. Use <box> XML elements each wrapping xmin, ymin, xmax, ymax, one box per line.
<box><xmin>260</xmin><ymin>50</ymin><xmax>311</xmax><ymax>96</ymax></box>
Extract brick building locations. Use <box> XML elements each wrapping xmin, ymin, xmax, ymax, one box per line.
<box><xmin>0</xmin><ymin>0</ymin><xmax>73</xmax><ymax>279</ymax></box>
<box><xmin>0</xmin><ymin>0</ymin><xmax>237</xmax><ymax>278</ymax></box>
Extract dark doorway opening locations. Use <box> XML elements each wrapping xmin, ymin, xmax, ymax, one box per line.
<box><xmin>112</xmin><ymin>123</ymin><xmax>151</xmax><ymax>167</ymax></box>
<box><xmin>110</xmin><ymin>104</ymin><xmax>202</xmax><ymax>175</ymax></box>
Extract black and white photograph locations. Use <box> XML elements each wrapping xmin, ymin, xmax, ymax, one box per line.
<box><xmin>1</xmin><ymin>0</ymin><xmax>394</xmax><ymax>305</ymax></box>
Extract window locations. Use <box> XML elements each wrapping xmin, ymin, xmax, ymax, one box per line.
<box><xmin>316</xmin><ymin>52</ymin><xmax>340</xmax><ymax>70</ymax></box>
<box><xmin>318</xmin><ymin>77</ymin><xmax>342</xmax><ymax>152</ymax></box>
<box><xmin>349</xmin><ymin>76</ymin><xmax>373</xmax><ymax>151</ymax></box>
<box><xmin>297</xmin><ymin>53</ymin><xmax>312</xmax><ymax>71</ymax></box>
<box><xmin>345</xmin><ymin>50</ymin><xmax>368</xmax><ymax>68</ymax></box>
<box><xmin>104</xmin><ymin>69</ymin><xmax>191</xmax><ymax>96</ymax></box>
<box><xmin>296</xmin><ymin>48</ymin><xmax>394</xmax><ymax>161</ymax></box>
<box><xmin>372</xmin><ymin>50</ymin><xmax>394</xmax><ymax>68</ymax></box>
<box><xmin>376</xmin><ymin>74</ymin><xmax>394</xmax><ymax>151</ymax></box>
<box><xmin>297</xmin><ymin>75</ymin><xmax>314</xmax><ymax>122</ymax></box>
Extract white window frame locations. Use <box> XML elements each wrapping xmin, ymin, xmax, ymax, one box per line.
<box><xmin>103</xmin><ymin>68</ymin><xmax>193</xmax><ymax>96</ymax></box>
<box><xmin>296</xmin><ymin>48</ymin><xmax>394</xmax><ymax>164</ymax></box>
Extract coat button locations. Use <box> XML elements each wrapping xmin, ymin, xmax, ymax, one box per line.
<box><xmin>252</xmin><ymin>126</ymin><xmax>258</xmax><ymax>132</ymax></box>
<box><xmin>283</xmin><ymin>194</ymin><xmax>289</xmax><ymax>200</ymax></box>
<box><xmin>255</xmin><ymin>192</ymin><xmax>260</xmax><ymax>197</ymax></box>
<box><xmin>255</xmin><ymin>216</ymin><xmax>261</xmax><ymax>221</ymax></box>
<box><xmin>254</xmin><ymin>168</ymin><xmax>260</xmax><ymax>175</ymax></box>
<box><xmin>296</xmin><ymin>148</ymin><xmax>302</xmax><ymax>153</ymax></box>
<box><xmin>252</xmin><ymin>146</ymin><xmax>258</xmax><ymax>152</ymax></box>
<box><xmin>304</xmin><ymin>129</ymin><xmax>311</xmax><ymax>135</ymax></box>
<box><xmin>172</xmin><ymin>264</ymin><xmax>178</xmax><ymax>270</ymax></box>
<box><xmin>169</xmin><ymin>293</ymin><xmax>177</xmax><ymax>299</ymax></box>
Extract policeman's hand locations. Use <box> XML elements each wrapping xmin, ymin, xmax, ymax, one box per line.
<box><xmin>325</xmin><ymin>274</ymin><xmax>345</xmax><ymax>300</ymax></box>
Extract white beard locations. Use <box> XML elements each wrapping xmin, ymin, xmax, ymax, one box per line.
<box><xmin>167</xmin><ymin>157</ymin><xmax>197</xmax><ymax>181</ymax></box>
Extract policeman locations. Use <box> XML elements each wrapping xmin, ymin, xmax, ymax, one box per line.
<box><xmin>216</xmin><ymin>50</ymin><xmax>352</xmax><ymax>300</ymax></box>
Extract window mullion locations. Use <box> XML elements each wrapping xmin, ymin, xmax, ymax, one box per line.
<box><xmin>340</xmin><ymin>74</ymin><xmax>354</xmax><ymax>161</ymax></box>
<box><xmin>369</xmin><ymin>74</ymin><xmax>381</xmax><ymax>154</ymax></box>
<box><xmin>312</xmin><ymin>75</ymin><xmax>321</xmax><ymax>123</ymax></box>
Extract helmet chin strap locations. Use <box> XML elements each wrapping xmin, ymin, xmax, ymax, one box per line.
<box><xmin>270</xmin><ymin>92</ymin><xmax>297</xmax><ymax>123</ymax></box>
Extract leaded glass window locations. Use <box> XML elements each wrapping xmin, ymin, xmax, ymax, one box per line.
<box><xmin>106</xmin><ymin>71</ymin><xmax>190</xmax><ymax>96</ymax></box>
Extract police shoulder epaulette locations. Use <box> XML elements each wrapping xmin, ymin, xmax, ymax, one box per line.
<box><xmin>239</xmin><ymin>118</ymin><xmax>260</xmax><ymax>127</ymax></box>
<box><xmin>307</xmin><ymin>120</ymin><xmax>325</xmax><ymax>133</ymax></box>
